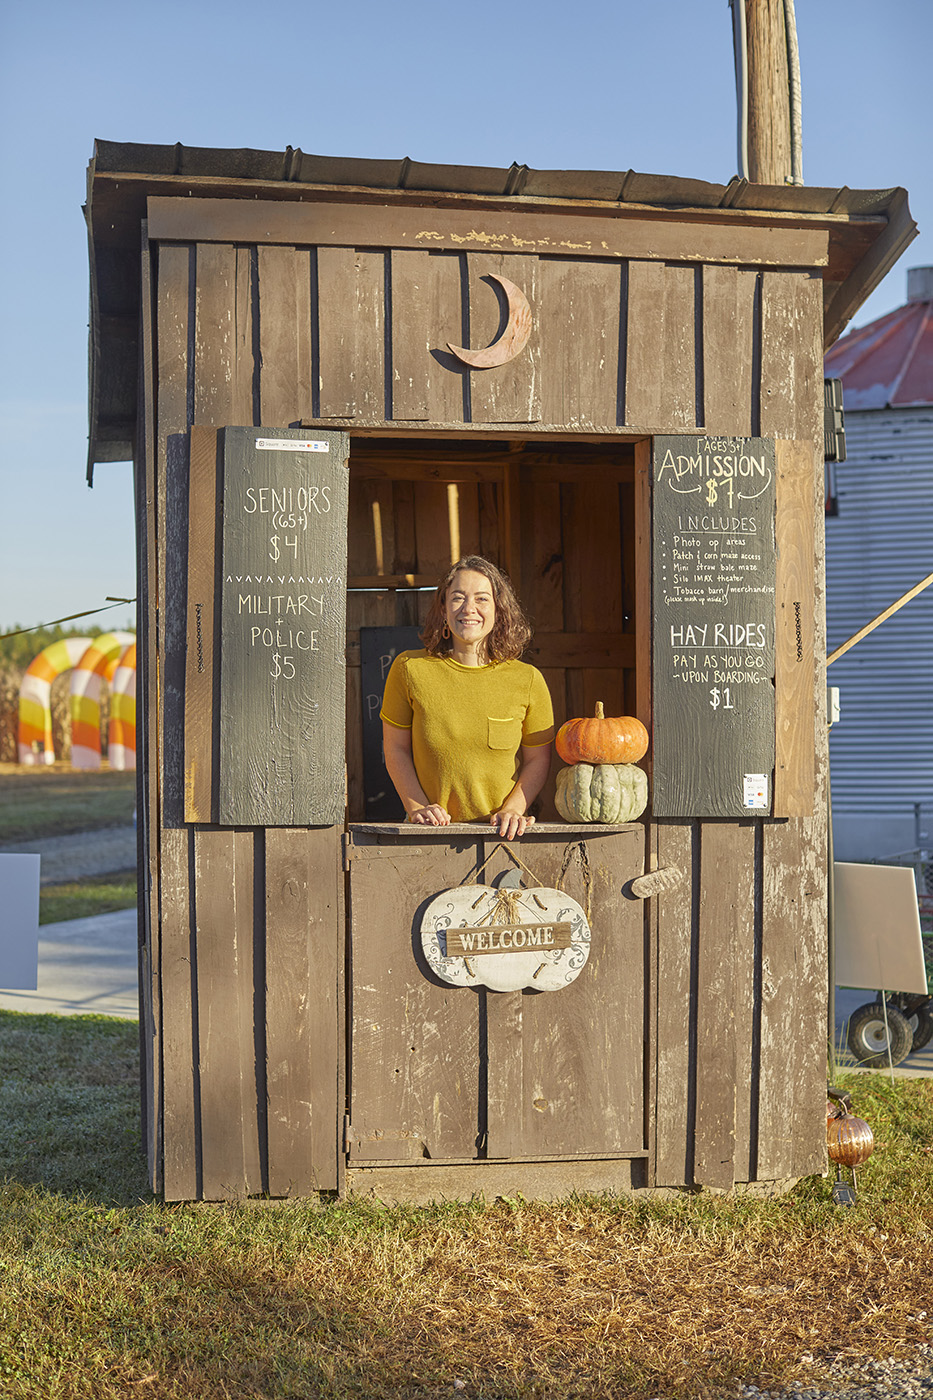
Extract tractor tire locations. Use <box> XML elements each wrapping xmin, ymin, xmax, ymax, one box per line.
<box><xmin>847</xmin><ymin>1001</ymin><xmax>913</xmax><ymax>1068</ymax></box>
<box><xmin>907</xmin><ymin>1003</ymin><xmax>933</xmax><ymax>1052</ymax></box>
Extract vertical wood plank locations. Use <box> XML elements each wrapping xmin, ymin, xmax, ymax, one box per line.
<box><xmin>265</xmin><ymin>828</ymin><xmax>341</xmax><ymax>1194</ymax></box>
<box><xmin>485</xmin><ymin>991</ymin><xmax>524</xmax><ymax>1159</ymax></box>
<box><xmin>348</xmin><ymin>840</ymin><xmax>479</xmax><ymax>1161</ymax></box>
<box><xmin>391</xmin><ymin>250</ymin><xmax>464</xmax><ymax>423</ymax></box>
<box><xmin>392</xmin><ymin>480</ymin><xmax>417</xmax><ymax>572</ymax></box>
<box><xmin>733</xmin><ymin>828</ymin><xmax>759</xmax><ymax>1184</ymax></box>
<box><xmin>758</xmin><ymin>817</ymin><xmax>827</xmax><ymax>1181</ymax></box>
<box><xmin>156</xmin><ymin>241</ymin><xmax>198</xmax><ymax>1198</ymax></box>
<box><xmin>183</xmin><ymin>426</ymin><xmax>219</xmax><ymax>822</ymax></box>
<box><xmin>694</xmin><ymin>821</ymin><xmax>755</xmax><ymax>1189</ymax></box>
<box><xmin>757</xmin><ymin>823</ymin><xmax>806</xmax><ymax>1180</ymax></box>
<box><xmin>194</xmin><ymin>243</ymin><xmax>255</xmax><ymax>426</ymax></box>
<box><xmin>538</xmin><ymin>664</ymin><xmax>565</xmax><ymax>820</ymax></box>
<box><xmin>758</xmin><ymin>268</ymin><xmax>827</xmax><ymax>1182</ymax></box>
<box><xmin>195</xmin><ymin>828</ymin><xmax>262</xmax><ymax>1199</ymax></box>
<box><xmin>525</xmin><ymin>479</ymin><xmax>564</xmax><ymax>634</ymax></box>
<box><xmin>159</xmin><ymin>826</ymin><xmax>200</xmax><ymax>1201</ymax></box>
<box><xmin>774</xmin><ymin>439</ymin><xmax>817</xmax><ymax>817</ymax></box>
<box><xmin>537</xmin><ymin>259</ymin><xmax>621</xmax><ymax>428</ymax></box>
<box><xmin>760</xmin><ymin>271</ymin><xmax>824</xmax><ymax>448</ymax></box>
<box><xmin>653</xmin><ymin>820</ymin><xmax>695</xmax><ymax>1186</ymax></box>
<box><xmin>501</xmin><ymin>461</ymin><xmax>522</xmax><ymax>583</ymax></box>
<box><xmin>570</xmin><ymin>481</ymin><xmax>623</xmax><ymax>632</ymax></box>
<box><xmin>625</xmin><ymin>262</ymin><xmax>697</xmax><ymax>430</ymax></box>
<box><xmin>346</xmin><ymin>660</ymin><xmax>365</xmax><ymax>822</ymax></box>
<box><xmin>450</xmin><ymin>480</ymin><xmax>480</xmax><ymax>558</ymax></box>
<box><xmin>348</xmin><ymin>477</ymin><xmax>383</xmax><ymax>578</ymax></box>
<box><xmin>138</xmin><ymin>225</ymin><xmax>160</xmax><ymax>1190</ymax></box>
<box><xmin>620</xmin><ymin>477</ymin><xmax>638</xmax><ymax>716</ymax></box>
<box><xmin>466</xmin><ymin>254</ymin><xmax>540</xmax><ymax>425</ymax></box>
<box><xmin>644</xmin><ymin>817</ymin><xmax>659</xmax><ymax>1186</ymax></box>
<box><xmin>478</xmin><ymin>480</ymin><xmax>501</xmax><ymax>565</ymax></box>
<box><xmin>702</xmin><ymin>265</ymin><xmax>758</xmax><ymax>436</ymax></box>
<box><xmin>235</xmin><ymin>247</ymin><xmax>256</xmax><ymax>423</ymax></box>
<box><xmin>317</xmin><ymin>246</ymin><xmax>386</xmax><ymax>420</ymax></box>
<box><xmin>478</xmin><ymin>831</ymin><xmax>645</xmax><ymax>1157</ymax></box>
<box><xmin>258</xmin><ymin>245</ymin><xmax>313</xmax><ymax>424</ymax></box>
<box><xmin>414</xmin><ymin>481</ymin><xmax>456</xmax><ymax>578</ymax></box>
<box><xmin>518</xmin><ymin>830</ymin><xmax>646</xmax><ymax>1156</ymax></box>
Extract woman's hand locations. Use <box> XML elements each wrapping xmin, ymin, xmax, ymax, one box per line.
<box><xmin>488</xmin><ymin>743</ymin><xmax>550</xmax><ymax>840</ymax></box>
<box><xmin>409</xmin><ymin>803</ymin><xmax>452</xmax><ymax>826</ymax></box>
<box><xmin>489</xmin><ymin>809</ymin><xmax>535</xmax><ymax>841</ymax></box>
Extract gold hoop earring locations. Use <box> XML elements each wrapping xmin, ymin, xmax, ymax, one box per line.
<box><xmin>442</xmin><ymin>623</ymin><xmax>450</xmax><ymax>639</ymax></box>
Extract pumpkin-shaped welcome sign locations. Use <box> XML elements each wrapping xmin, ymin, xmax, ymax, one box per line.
<box><xmin>421</xmin><ymin>884</ymin><xmax>591</xmax><ymax>992</ymax></box>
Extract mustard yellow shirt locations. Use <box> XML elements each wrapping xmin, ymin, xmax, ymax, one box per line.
<box><xmin>380</xmin><ymin>650</ymin><xmax>554</xmax><ymax>821</ymax></box>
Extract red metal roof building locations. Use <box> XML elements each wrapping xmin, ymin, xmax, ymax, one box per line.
<box><xmin>825</xmin><ymin>266</ymin><xmax>933</xmax><ymax>409</ymax></box>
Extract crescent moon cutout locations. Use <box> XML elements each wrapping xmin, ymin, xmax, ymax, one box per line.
<box><xmin>447</xmin><ymin>274</ymin><xmax>532</xmax><ymax>369</ymax></box>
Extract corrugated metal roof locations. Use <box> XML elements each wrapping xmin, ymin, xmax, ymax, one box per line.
<box><xmin>825</xmin><ymin>273</ymin><xmax>933</xmax><ymax>409</ymax></box>
<box><xmin>90</xmin><ymin>139</ymin><xmax>908</xmax><ymax>218</ymax></box>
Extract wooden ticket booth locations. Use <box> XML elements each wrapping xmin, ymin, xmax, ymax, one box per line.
<box><xmin>85</xmin><ymin>141</ymin><xmax>915</xmax><ymax>1202</ymax></box>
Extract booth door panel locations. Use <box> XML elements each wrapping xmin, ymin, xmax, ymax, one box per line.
<box><xmin>346</xmin><ymin>828</ymin><xmax>647</xmax><ymax>1165</ymax></box>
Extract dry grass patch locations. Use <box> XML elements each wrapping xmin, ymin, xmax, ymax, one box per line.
<box><xmin>1</xmin><ymin>1012</ymin><xmax>931</xmax><ymax>1399</ymax></box>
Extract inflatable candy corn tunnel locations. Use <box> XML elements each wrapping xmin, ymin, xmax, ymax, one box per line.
<box><xmin>17</xmin><ymin>632</ymin><xmax>136</xmax><ymax>769</ymax></box>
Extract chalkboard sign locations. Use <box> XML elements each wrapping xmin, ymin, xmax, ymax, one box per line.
<box><xmin>359</xmin><ymin>626</ymin><xmax>421</xmax><ymax>820</ymax></box>
<box><xmin>651</xmin><ymin>436</ymin><xmax>776</xmax><ymax>817</ymax></box>
<box><xmin>217</xmin><ymin>427</ymin><xmax>349</xmax><ymax>826</ymax></box>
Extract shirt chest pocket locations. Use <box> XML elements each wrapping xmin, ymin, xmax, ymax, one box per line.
<box><xmin>487</xmin><ymin>716</ymin><xmax>522</xmax><ymax>751</ymax></box>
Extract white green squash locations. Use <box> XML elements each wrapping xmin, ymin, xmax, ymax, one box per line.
<box><xmin>555</xmin><ymin>761</ymin><xmax>648</xmax><ymax>824</ymax></box>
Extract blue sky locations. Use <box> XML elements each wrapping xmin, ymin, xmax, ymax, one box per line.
<box><xmin>1</xmin><ymin>0</ymin><xmax>930</xmax><ymax>632</ymax></box>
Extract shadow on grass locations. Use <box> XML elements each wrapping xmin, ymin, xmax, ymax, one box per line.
<box><xmin>0</xmin><ymin>1010</ymin><xmax>152</xmax><ymax>1206</ymax></box>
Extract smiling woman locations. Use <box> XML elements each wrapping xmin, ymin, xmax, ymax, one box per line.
<box><xmin>380</xmin><ymin>555</ymin><xmax>554</xmax><ymax>839</ymax></box>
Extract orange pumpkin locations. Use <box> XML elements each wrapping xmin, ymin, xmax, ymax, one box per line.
<box><xmin>556</xmin><ymin>702</ymin><xmax>649</xmax><ymax>766</ymax></box>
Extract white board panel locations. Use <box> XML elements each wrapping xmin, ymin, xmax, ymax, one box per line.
<box><xmin>0</xmin><ymin>854</ymin><xmax>40</xmax><ymax>989</ymax></box>
<box><xmin>834</xmin><ymin>861</ymin><xmax>928</xmax><ymax>994</ymax></box>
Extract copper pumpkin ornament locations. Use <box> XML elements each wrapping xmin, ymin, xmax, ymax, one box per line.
<box><xmin>826</xmin><ymin>1105</ymin><xmax>874</xmax><ymax>1168</ymax></box>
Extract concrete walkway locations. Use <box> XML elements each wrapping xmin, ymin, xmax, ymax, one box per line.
<box><xmin>0</xmin><ymin>907</ymin><xmax>139</xmax><ymax>1019</ymax></box>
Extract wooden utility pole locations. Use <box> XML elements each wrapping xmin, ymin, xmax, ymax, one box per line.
<box><xmin>746</xmin><ymin>0</ymin><xmax>791</xmax><ymax>183</ymax></box>
<box><xmin>743</xmin><ymin>0</ymin><xmax>795</xmax><ymax>185</ymax></box>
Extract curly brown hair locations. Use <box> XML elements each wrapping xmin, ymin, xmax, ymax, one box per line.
<box><xmin>421</xmin><ymin>555</ymin><xmax>531</xmax><ymax>662</ymax></box>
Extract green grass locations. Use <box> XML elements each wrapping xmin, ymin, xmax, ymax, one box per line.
<box><xmin>1</xmin><ymin>1011</ymin><xmax>931</xmax><ymax>1399</ymax></box>
<box><xmin>0</xmin><ymin>766</ymin><xmax>135</xmax><ymax>842</ymax></box>
<box><xmin>39</xmin><ymin>871</ymin><xmax>136</xmax><ymax>925</ymax></box>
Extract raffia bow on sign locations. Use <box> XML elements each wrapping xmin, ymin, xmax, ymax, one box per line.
<box><xmin>460</xmin><ymin>838</ymin><xmax>592</xmax><ymax>922</ymax></box>
<box><xmin>417</xmin><ymin>839</ymin><xmax>594</xmax><ymax>992</ymax></box>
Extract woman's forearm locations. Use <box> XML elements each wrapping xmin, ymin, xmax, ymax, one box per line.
<box><xmin>382</xmin><ymin>721</ymin><xmax>452</xmax><ymax>823</ymax></box>
<box><xmin>383</xmin><ymin>726</ymin><xmax>430</xmax><ymax>814</ymax></box>
<box><xmin>498</xmin><ymin>743</ymin><xmax>552</xmax><ymax>814</ymax></box>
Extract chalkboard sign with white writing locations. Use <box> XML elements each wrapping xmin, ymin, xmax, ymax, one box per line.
<box><xmin>359</xmin><ymin>626</ymin><xmax>422</xmax><ymax>820</ymax></box>
<box><xmin>217</xmin><ymin>427</ymin><xmax>349</xmax><ymax>826</ymax></box>
<box><xmin>651</xmin><ymin>436</ymin><xmax>776</xmax><ymax>817</ymax></box>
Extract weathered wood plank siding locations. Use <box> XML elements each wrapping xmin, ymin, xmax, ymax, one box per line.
<box><xmin>142</xmin><ymin>209</ymin><xmax>826</xmax><ymax>1197</ymax></box>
